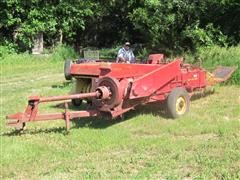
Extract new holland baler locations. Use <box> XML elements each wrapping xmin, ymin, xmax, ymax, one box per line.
<box><xmin>6</xmin><ymin>54</ymin><xmax>236</xmax><ymax>131</ymax></box>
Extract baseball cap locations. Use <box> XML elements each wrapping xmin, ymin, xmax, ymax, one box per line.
<box><xmin>125</xmin><ymin>42</ymin><xmax>130</xmax><ymax>46</ymax></box>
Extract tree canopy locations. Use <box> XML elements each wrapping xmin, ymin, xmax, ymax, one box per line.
<box><xmin>0</xmin><ymin>0</ymin><xmax>239</xmax><ymax>52</ymax></box>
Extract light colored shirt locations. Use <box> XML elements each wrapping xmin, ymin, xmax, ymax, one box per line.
<box><xmin>116</xmin><ymin>47</ymin><xmax>135</xmax><ymax>63</ymax></box>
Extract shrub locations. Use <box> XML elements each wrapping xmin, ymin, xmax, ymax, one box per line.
<box><xmin>1</xmin><ymin>44</ymin><xmax>78</xmax><ymax>64</ymax></box>
<box><xmin>0</xmin><ymin>44</ymin><xmax>17</xmax><ymax>58</ymax></box>
<box><xmin>99</xmin><ymin>46</ymin><xmax>121</xmax><ymax>59</ymax></box>
<box><xmin>186</xmin><ymin>45</ymin><xmax>240</xmax><ymax>85</ymax></box>
<box><xmin>51</xmin><ymin>44</ymin><xmax>78</xmax><ymax>61</ymax></box>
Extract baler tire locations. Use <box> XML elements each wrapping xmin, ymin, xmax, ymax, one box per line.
<box><xmin>71</xmin><ymin>98</ymin><xmax>82</xmax><ymax>107</ymax></box>
<box><xmin>64</xmin><ymin>60</ymin><xmax>72</xmax><ymax>80</ymax></box>
<box><xmin>167</xmin><ymin>87</ymin><xmax>190</xmax><ymax>118</ymax></box>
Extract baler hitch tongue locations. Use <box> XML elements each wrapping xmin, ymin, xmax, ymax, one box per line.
<box><xmin>206</xmin><ymin>66</ymin><xmax>237</xmax><ymax>85</ymax></box>
<box><xmin>6</xmin><ymin>88</ymin><xmax>109</xmax><ymax>131</ymax></box>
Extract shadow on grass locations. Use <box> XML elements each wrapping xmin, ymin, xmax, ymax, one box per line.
<box><xmin>49</xmin><ymin>100</ymin><xmax>168</xmax><ymax>130</ymax></box>
<box><xmin>69</xmin><ymin>101</ymin><xmax>168</xmax><ymax>129</ymax></box>
<box><xmin>3</xmin><ymin>101</ymin><xmax>168</xmax><ymax>136</ymax></box>
<box><xmin>2</xmin><ymin>127</ymin><xmax>66</xmax><ymax>136</ymax></box>
<box><xmin>190</xmin><ymin>90</ymin><xmax>216</xmax><ymax>101</ymax></box>
<box><xmin>56</xmin><ymin>91</ymin><xmax>216</xmax><ymax>130</ymax></box>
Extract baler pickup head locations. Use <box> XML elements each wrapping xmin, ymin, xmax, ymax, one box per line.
<box><xmin>206</xmin><ymin>66</ymin><xmax>237</xmax><ymax>86</ymax></box>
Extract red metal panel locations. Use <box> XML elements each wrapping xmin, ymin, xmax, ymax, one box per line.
<box><xmin>181</xmin><ymin>69</ymin><xmax>207</xmax><ymax>91</ymax></box>
<box><xmin>147</xmin><ymin>54</ymin><xmax>164</xmax><ymax>64</ymax></box>
<box><xmin>71</xmin><ymin>63</ymin><xmax>100</xmax><ymax>76</ymax></box>
<box><xmin>70</xmin><ymin>62</ymin><xmax>164</xmax><ymax>79</ymax></box>
<box><xmin>130</xmin><ymin>60</ymin><xmax>182</xmax><ymax>98</ymax></box>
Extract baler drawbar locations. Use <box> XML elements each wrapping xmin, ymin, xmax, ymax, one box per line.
<box><xmin>6</xmin><ymin>54</ymin><xmax>236</xmax><ymax>131</ymax></box>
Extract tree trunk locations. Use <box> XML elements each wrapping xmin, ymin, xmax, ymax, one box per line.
<box><xmin>59</xmin><ymin>29</ymin><xmax>63</xmax><ymax>44</ymax></box>
<box><xmin>32</xmin><ymin>33</ymin><xmax>43</xmax><ymax>54</ymax></box>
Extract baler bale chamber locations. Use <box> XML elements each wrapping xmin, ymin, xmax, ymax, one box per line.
<box><xmin>70</xmin><ymin>78</ymin><xmax>93</xmax><ymax>106</ymax></box>
<box><xmin>6</xmin><ymin>54</ymin><xmax>236</xmax><ymax>131</ymax></box>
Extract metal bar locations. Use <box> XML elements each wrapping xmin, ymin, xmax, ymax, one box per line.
<box><xmin>64</xmin><ymin>102</ymin><xmax>70</xmax><ymax>131</ymax></box>
<box><xmin>39</xmin><ymin>91</ymin><xmax>99</xmax><ymax>102</ymax></box>
<box><xmin>69</xmin><ymin>110</ymin><xmax>99</xmax><ymax>119</ymax></box>
<box><xmin>30</xmin><ymin>113</ymin><xmax>64</xmax><ymax>121</ymax></box>
<box><xmin>7</xmin><ymin>110</ymin><xmax>100</xmax><ymax>125</ymax></box>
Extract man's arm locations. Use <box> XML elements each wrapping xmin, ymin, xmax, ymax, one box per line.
<box><xmin>130</xmin><ymin>51</ymin><xmax>136</xmax><ymax>63</ymax></box>
<box><xmin>116</xmin><ymin>48</ymin><xmax>126</xmax><ymax>63</ymax></box>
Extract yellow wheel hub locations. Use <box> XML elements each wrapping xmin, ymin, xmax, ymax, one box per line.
<box><xmin>176</xmin><ymin>96</ymin><xmax>187</xmax><ymax>115</ymax></box>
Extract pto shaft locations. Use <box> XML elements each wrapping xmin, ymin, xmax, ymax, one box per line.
<box><xmin>28</xmin><ymin>86</ymin><xmax>110</xmax><ymax>103</ymax></box>
<box><xmin>39</xmin><ymin>91</ymin><xmax>100</xmax><ymax>102</ymax></box>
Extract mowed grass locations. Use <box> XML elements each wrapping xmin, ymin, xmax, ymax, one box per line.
<box><xmin>0</xmin><ymin>57</ymin><xmax>240</xmax><ymax>179</ymax></box>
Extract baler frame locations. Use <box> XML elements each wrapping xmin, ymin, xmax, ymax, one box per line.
<box><xmin>6</xmin><ymin>54</ymin><xmax>236</xmax><ymax>131</ymax></box>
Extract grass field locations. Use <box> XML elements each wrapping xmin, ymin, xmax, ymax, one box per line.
<box><xmin>1</xmin><ymin>55</ymin><xmax>240</xmax><ymax>179</ymax></box>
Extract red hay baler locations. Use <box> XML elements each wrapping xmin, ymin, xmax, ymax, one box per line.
<box><xmin>6</xmin><ymin>54</ymin><xmax>236</xmax><ymax>131</ymax></box>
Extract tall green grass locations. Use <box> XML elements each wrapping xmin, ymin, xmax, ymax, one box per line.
<box><xmin>186</xmin><ymin>45</ymin><xmax>240</xmax><ymax>85</ymax></box>
<box><xmin>51</xmin><ymin>44</ymin><xmax>78</xmax><ymax>61</ymax></box>
<box><xmin>1</xmin><ymin>44</ymin><xmax>78</xmax><ymax>64</ymax></box>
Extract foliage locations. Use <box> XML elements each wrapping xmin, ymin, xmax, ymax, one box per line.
<box><xmin>185</xmin><ymin>45</ymin><xmax>240</xmax><ymax>85</ymax></box>
<box><xmin>136</xmin><ymin>47</ymin><xmax>149</xmax><ymax>62</ymax></box>
<box><xmin>0</xmin><ymin>0</ymin><xmax>95</xmax><ymax>49</ymax></box>
<box><xmin>1</xmin><ymin>44</ymin><xmax>77</xmax><ymax>64</ymax></box>
<box><xmin>183</xmin><ymin>23</ymin><xmax>228</xmax><ymax>47</ymax></box>
<box><xmin>128</xmin><ymin>0</ymin><xmax>240</xmax><ymax>52</ymax></box>
<box><xmin>51</xmin><ymin>44</ymin><xmax>78</xmax><ymax>61</ymax></box>
<box><xmin>197</xmin><ymin>46</ymin><xmax>240</xmax><ymax>85</ymax></box>
<box><xmin>0</xmin><ymin>44</ymin><xmax>17</xmax><ymax>58</ymax></box>
<box><xmin>0</xmin><ymin>0</ymin><xmax>239</xmax><ymax>52</ymax></box>
<box><xmin>99</xmin><ymin>46</ymin><xmax>121</xmax><ymax>59</ymax></box>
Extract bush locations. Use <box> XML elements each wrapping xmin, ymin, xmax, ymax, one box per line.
<box><xmin>51</xmin><ymin>44</ymin><xmax>78</xmax><ymax>61</ymax></box>
<box><xmin>1</xmin><ymin>44</ymin><xmax>78</xmax><ymax>64</ymax></box>
<box><xmin>0</xmin><ymin>44</ymin><xmax>17</xmax><ymax>58</ymax></box>
<box><xmin>183</xmin><ymin>23</ymin><xmax>227</xmax><ymax>48</ymax></box>
<box><xmin>99</xmin><ymin>46</ymin><xmax>121</xmax><ymax>59</ymax></box>
<box><xmin>186</xmin><ymin>45</ymin><xmax>240</xmax><ymax>85</ymax></box>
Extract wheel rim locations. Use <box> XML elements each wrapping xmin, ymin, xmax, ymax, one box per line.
<box><xmin>176</xmin><ymin>96</ymin><xmax>187</xmax><ymax>115</ymax></box>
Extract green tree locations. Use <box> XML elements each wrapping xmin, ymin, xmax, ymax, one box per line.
<box><xmin>0</xmin><ymin>0</ymin><xmax>95</xmax><ymax>50</ymax></box>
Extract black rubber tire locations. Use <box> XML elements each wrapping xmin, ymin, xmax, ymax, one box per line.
<box><xmin>167</xmin><ymin>87</ymin><xmax>190</xmax><ymax>118</ymax></box>
<box><xmin>71</xmin><ymin>98</ymin><xmax>82</xmax><ymax>106</ymax></box>
<box><xmin>64</xmin><ymin>60</ymin><xmax>72</xmax><ymax>80</ymax></box>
